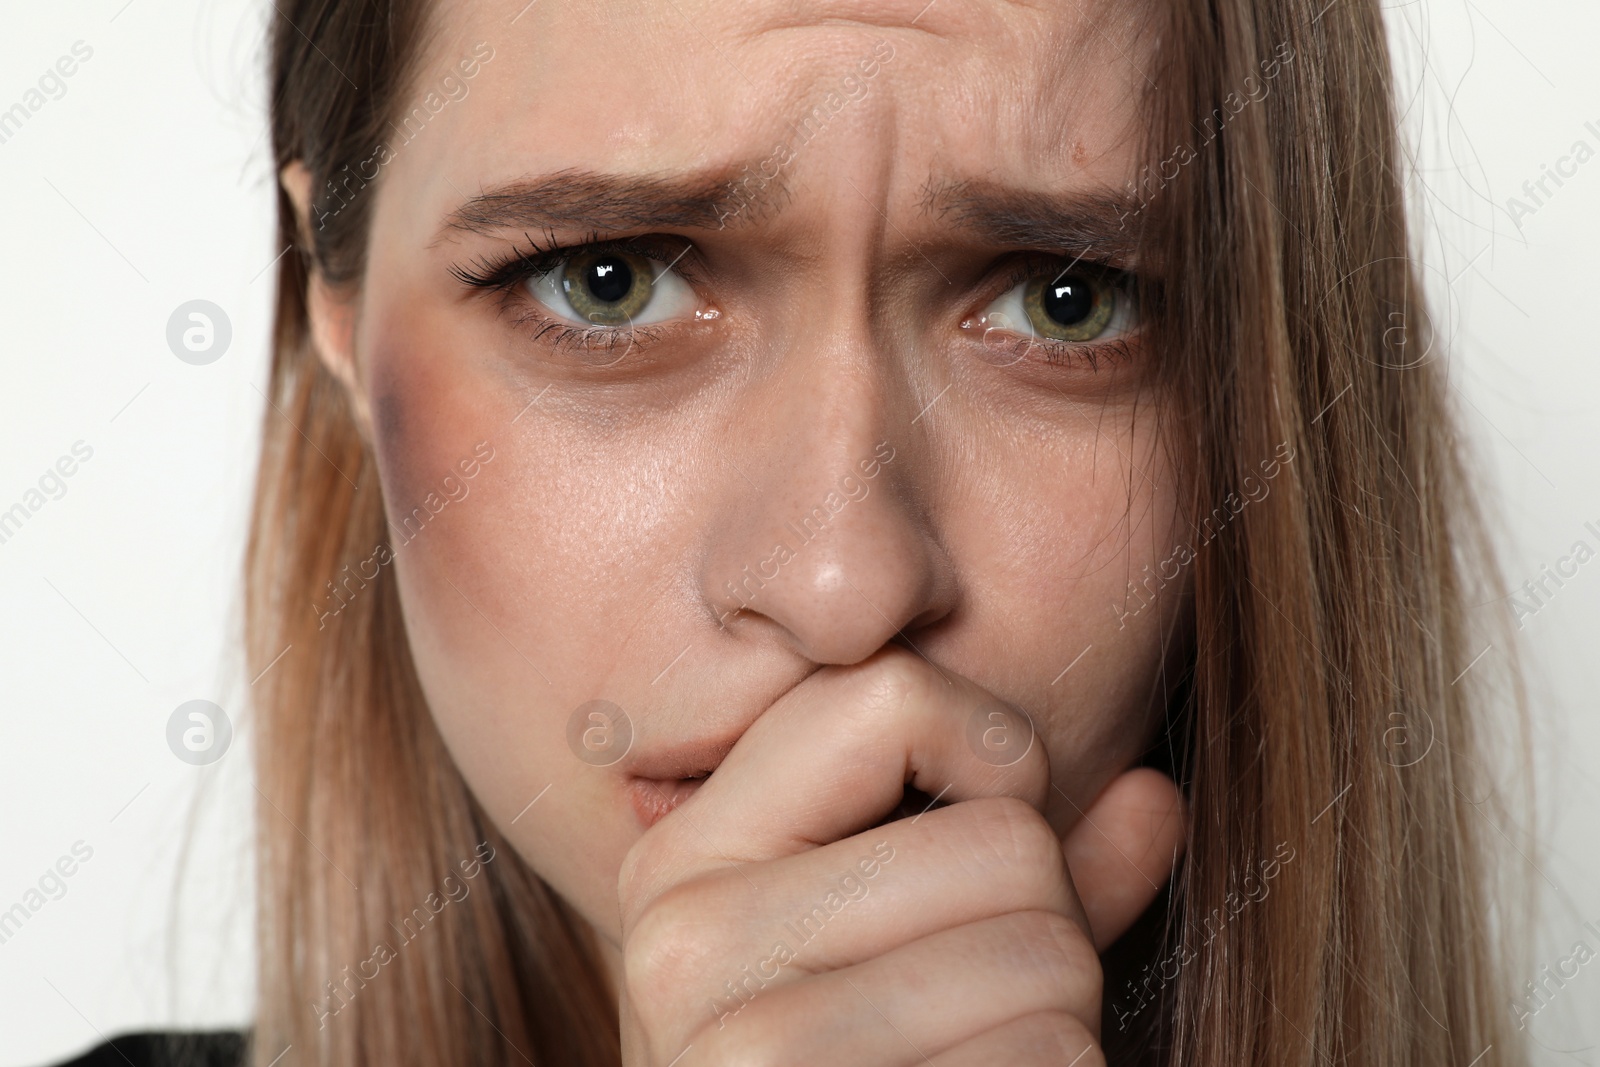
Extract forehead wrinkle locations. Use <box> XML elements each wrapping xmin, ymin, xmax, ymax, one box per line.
<box><xmin>720</xmin><ymin>0</ymin><xmax>1083</xmax><ymax>41</ymax></box>
<box><xmin>721</xmin><ymin>0</ymin><xmax>1149</xmax><ymax>50</ymax></box>
<box><xmin>422</xmin><ymin>0</ymin><xmax>1156</xmax><ymax>258</ymax></box>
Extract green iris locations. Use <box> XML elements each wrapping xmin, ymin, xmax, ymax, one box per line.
<box><xmin>1022</xmin><ymin>270</ymin><xmax>1115</xmax><ymax>342</ymax></box>
<box><xmin>561</xmin><ymin>251</ymin><xmax>656</xmax><ymax>326</ymax></box>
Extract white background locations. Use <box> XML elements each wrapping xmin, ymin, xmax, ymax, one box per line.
<box><xmin>0</xmin><ymin>1</ymin><xmax>1595</xmax><ymax>1063</ymax></box>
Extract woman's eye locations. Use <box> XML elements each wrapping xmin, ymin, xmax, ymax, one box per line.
<box><xmin>526</xmin><ymin>250</ymin><xmax>696</xmax><ymax>329</ymax></box>
<box><xmin>980</xmin><ymin>264</ymin><xmax>1136</xmax><ymax>345</ymax></box>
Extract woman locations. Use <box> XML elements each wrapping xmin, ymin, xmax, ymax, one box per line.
<box><xmin>61</xmin><ymin>0</ymin><xmax>1533</xmax><ymax>1063</ymax></box>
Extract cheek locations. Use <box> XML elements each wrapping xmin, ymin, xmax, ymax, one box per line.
<box><xmin>941</xmin><ymin>420</ymin><xmax>1184</xmax><ymax>794</ymax></box>
<box><xmin>358</xmin><ymin>302</ymin><xmax>693</xmax><ymax>763</ymax></box>
<box><xmin>362</xmin><ymin>322</ymin><xmax>635</xmax><ymax>912</ymax></box>
<box><xmin>1051</xmin><ymin>469</ymin><xmax>1184</xmax><ymax>805</ymax></box>
<box><xmin>364</xmin><ymin>321</ymin><xmax>538</xmax><ymax>785</ymax></box>
<box><xmin>370</xmin><ymin>379</ymin><xmax>418</xmax><ymax>522</ymax></box>
<box><xmin>368</xmin><ymin>340</ymin><xmax>469</xmax><ymax>587</ymax></box>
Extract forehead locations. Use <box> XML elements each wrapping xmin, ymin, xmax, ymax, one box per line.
<box><xmin>407</xmin><ymin>0</ymin><xmax>1153</xmax><ymax>201</ymax></box>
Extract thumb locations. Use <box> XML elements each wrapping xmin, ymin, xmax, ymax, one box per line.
<box><xmin>1059</xmin><ymin>767</ymin><xmax>1187</xmax><ymax>952</ymax></box>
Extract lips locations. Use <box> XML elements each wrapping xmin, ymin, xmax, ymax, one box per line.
<box><xmin>623</xmin><ymin>732</ymin><xmax>741</xmax><ymax>829</ymax></box>
<box><xmin>627</xmin><ymin>774</ymin><xmax>710</xmax><ymax>829</ymax></box>
<box><xmin>624</xmin><ymin>733</ymin><xmax>740</xmax><ymax>782</ymax></box>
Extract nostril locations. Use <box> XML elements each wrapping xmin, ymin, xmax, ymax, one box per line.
<box><xmin>698</xmin><ymin>437</ymin><xmax>958</xmax><ymax>666</ymax></box>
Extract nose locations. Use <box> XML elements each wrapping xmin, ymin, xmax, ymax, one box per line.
<box><xmin>699</xmin><ymin>327</ymin><xmax>958</xmax><ymax>665</ymax></box>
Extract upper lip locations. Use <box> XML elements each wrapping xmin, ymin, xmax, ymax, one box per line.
<box><xmin>622</xmin><ymin>663</ymin><xmax>822</xmax><ymax>782</ymax></box>
<box><xmin>624</xmin><ymin>731</ymin><xmax>742</xmax><ymax>781</ymax></box>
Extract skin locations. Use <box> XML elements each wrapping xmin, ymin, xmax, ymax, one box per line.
<box><xmin>286</xmin><ymin>0</ymin><xmax>1190</xmax><ymax>1061</ymax></box>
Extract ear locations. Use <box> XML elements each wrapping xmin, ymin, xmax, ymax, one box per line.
<box><xmin>279</xmin><ymin>160</ymin><xmax>374</xmax><ymax>441</ymax></box>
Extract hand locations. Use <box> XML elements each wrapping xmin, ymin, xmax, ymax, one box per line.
<box><xmin>616</xmin><ymin>646</ymin><xmax>1187</xmax><ymax>1065</ymax></box>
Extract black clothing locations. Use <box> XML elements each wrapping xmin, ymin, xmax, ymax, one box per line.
<box><xmin>46</xmin><ymin>1031</ymin><xmax>246</xmax><ymax>1067</ymax></box>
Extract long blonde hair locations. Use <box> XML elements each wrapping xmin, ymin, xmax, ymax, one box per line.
<box><xmin>248</xmin><ymin>1</ymin><xmax>1534</xmax><ymax>1063</ymax></box>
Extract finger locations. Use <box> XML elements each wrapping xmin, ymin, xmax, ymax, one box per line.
<box><xmin>622</xmin><ymin>646</ymin><xmax>1051</xmax><ymax>907</ymax></box>
<box><xmin>929</xmin><ymin>1011</ymin><xmax>1103</xmax><ymax>1067</ymax></box>
<box><xmin>1060</xmin><ymin>767</ymin><xmax>1187</xmax><ymax>951</ymax></box>
<box><xmin>624</xmin><ymin>796</ymin><xmax>1084</xmax><ymax>1015</ymax></box>
<box><xmin>682</xmin><ymin>910</ymin><xmax>1100</xmax><ymax>1067</ymax></box>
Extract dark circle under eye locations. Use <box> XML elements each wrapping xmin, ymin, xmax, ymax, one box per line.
<box><xmin>1023</xmin><ymin>270</ymin><xmax>1114</xmax><ymax>342</ymax></box>
<box><xmin>561</xmin><ymin>251</ymin><xmax>655</xmax><ymax>326</ymax></box>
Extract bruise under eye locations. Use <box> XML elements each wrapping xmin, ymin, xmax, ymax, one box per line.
<box><xmin>373</xmin><ymin>386</ymin><xmax>405</xmax><ymax>445</ymax></box>
<box><xmin>368</xmin><ymin>378</ymin><xmax>429</xmax><ymax>526</ymax></box>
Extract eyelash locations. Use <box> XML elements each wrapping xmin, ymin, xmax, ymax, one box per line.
<box><xmin>977</xmin><ymin>254</ymin><xmax>1141</xmax><ymax>372</ymax></box>
<box><xmin>451</xmin><ymin>230</ymin><xmax>691</xmax><ymax>355</ymax></box>
<box><xmin>451</xmin><ymin>235</ymin><xmax>1142</xmax><ymax>368</ymax></box>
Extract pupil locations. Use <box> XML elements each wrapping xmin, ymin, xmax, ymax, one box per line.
<box><xmin>1043</xmin><ymin>274</ymin><xmax>1094</xmax><ymax>326</ymax></box>
<box><xmin>585</xmin><ymin>256</ymin><xmax>633</xmax><ymax>303</ymax></box>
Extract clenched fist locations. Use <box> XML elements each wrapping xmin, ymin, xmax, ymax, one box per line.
<box><xmin>616</xmin><ymin>647</ymin><xmax>1187</xmax><ymax>1066</ymax></box>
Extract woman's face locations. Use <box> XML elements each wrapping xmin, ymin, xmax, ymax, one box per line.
<box><xmin>318</xmin><ymin>0</ymin><xmax>1180</xmax><ymax>958</ymax></box>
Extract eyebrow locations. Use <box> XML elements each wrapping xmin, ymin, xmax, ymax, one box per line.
<box><xmin>438</xmin><ymin>166</ymin><xmax>1145</xmax><ymax>262</ymax></box>
<box><xmin>438</xmin><ymin>163</ymin><xmax>789</xmax><ymax>240</ymax></box>
<box><xmin>919</xmin><ymin>177</ymin><xmax>1144</xmax><ymax>261</ymax></box>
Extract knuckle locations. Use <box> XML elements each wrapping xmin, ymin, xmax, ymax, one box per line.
<box><xmin>617</xmin><ymin>824</ymin><xmax>687</xmax><ymax>920</ymax></box>
<box><xmin>841</xmin><ymin>645</ymin><xmax>934</xmax><ymax>721</ymax></box>
<box><xmin>966</xmin><ymin>795</ymin><xmax>1068</xmax><ymax>885</ymax></box>
<box><xmin>1010</xmin><ymin>910</ymin><xmax>1101</xmax><ymax>997</ymax></box>
<box><xmin>616</xmin><ymin>836</ymin><xmax>655</xmax><ymax>915</ymax></box>
<box><xmin>617</xmin><ymin>830</ymin><xmax>707</xmax><ymax>926</ymax></box>
<box><xmin>954</xmin><ymin>908</ymin><xmax>1100</xmax><ymax>1037</ymax></box>
<box><xmin>688</xmin><ymin>1013</ymin><xmax>790</xmax><ymax>1067</ymax></box>
<box><xmin>623</xmin><ymin>884</ymin><xmax>722</xmax><ymax>1018</ymax></box>
<box><xmin>1014</xmin><ymin>1010</ymin><xmax>1104</xmax><ymax>1066</ymax></box>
